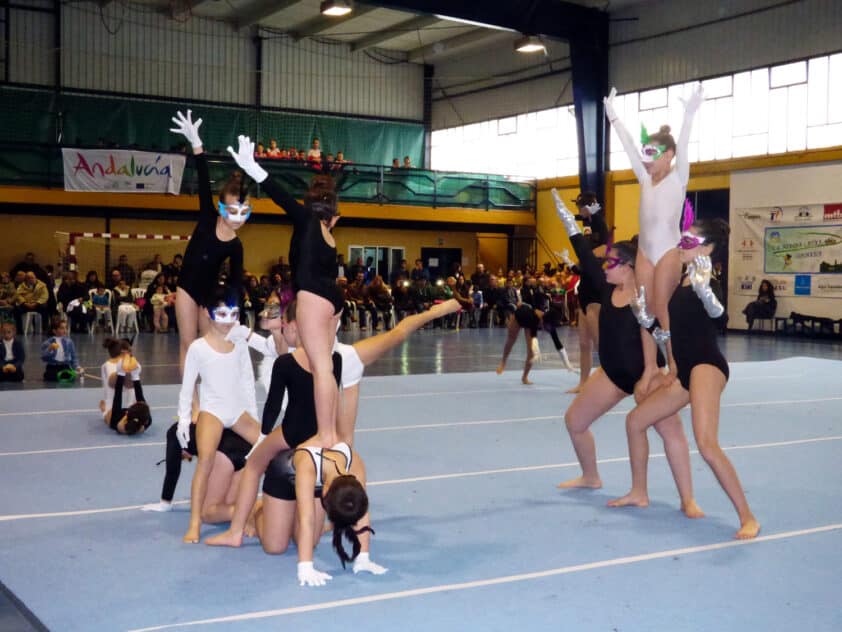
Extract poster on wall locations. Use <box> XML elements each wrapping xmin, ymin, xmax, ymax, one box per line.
<box><xmin>732</xmin><ymin>203</ymin><xmax>842</xmax><ymax>298</ymax></box>
<box><xmin>62</xmin><ymin>148</ymin><xmax>186</xmax><ymax>194</ymax></box>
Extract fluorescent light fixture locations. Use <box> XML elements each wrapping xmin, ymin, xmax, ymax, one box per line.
<box><xmin>515</xmin><ymin>35</ymin><xmax>546</xmax><ymax>53</ymax></box>
<box><xmin>433</xmin><ymin>14</ymin><xmax>514</xmax><ymax>31</ymax></box>
<box><xmin>320</xmin><ymin>0</ymin><xmax>352</xmax><ymax>17</ymax></box>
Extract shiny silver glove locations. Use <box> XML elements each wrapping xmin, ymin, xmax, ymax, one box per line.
<box><xmin>551</xmin><ymin>189</ymin><xmax>581</xmax><ymax>237</ymax></box>
<box><xmin>652</xmin><ymin>326</ymin><xmax>671</xmax><ymax>365</ymax></box>
<box><xmin>630</xmin><ymin>286</ymin><xmax>655</xmax><ymax>329</ymax></box>
<box><xmin>687</xmin><ymin>255</ymin><xmax>724</xmax><ymax>318</ymax></box>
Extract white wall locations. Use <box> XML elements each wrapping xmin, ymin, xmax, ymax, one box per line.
<box><xmin>729</xmin><ymin>163</ymin><xmax>842</xmax><ymax>328</ymax></box>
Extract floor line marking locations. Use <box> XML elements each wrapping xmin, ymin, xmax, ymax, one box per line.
<box><xmin>2</xmin><ymin>435</ymin><xmax>839</xmax><ymax>522</ymax></box>
<box><xmin>126</xmin><ymin>522</ymin><xmax>842</xmax><ymax>631</ymax></box>
<box><xmin>0</xmin><ymin>442</ymin><xmax>166</xmax><ymax>457</ymax></box>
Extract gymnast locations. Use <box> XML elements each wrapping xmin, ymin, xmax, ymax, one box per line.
<box><xmin>169</xmin><ymin>111</ymin><xmax>247</xmax><ymax>396</ymax></box>
<box><xmin>604</xmin><ymin>83</ymin><xmax>704</xmax><ymax>377</ymax></box>
<box><xmin>99</xmin><ymin>337</ymin><xmax>133</xmax><ymax>416</ymax></box>
<box><xmin>101</xmin><ymin>353</ymin><xmax>151</xmax><ymax>436</ymax></box>
<box><xmin>177</xmin><ymin>283</ymin><xmax>261</xmax><ymax>543</ymax></box>
<box><xmin>496</xmin><ymin>302</ymin><xmax>573</xmax><ymax>385</ymax></box>
<box><xmin>617</xmin><ymin>214</ymin><xmax>760</xmax><ymax>539</ymax></box>
<box><xmin>551</xmin><ymin>191</ymin><xmax>700</xmax><ymax>516</ymax></box>
<box><xmin>228</xmin><ymin>135</ymin><xmax>343</xmax><ymax>448</ymax></box>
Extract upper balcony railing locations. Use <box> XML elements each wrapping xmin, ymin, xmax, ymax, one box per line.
<box><xmin>0</xmin><ymin>142</ymin><xmax>536</xmax><ymax>212</ymax></box>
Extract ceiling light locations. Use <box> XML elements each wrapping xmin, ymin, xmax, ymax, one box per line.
<box><xmin>320</xmin><ymin>0</ymin><xmax>352</xmax><ymax>17</ymax></box>
<box><xmin>514</xmin><ymin>35</ymin><xmax>546</xmax><ymax>54</ymax></box>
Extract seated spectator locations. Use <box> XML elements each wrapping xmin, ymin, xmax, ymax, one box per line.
<box><xmin>150</xmin><ymin>284</ymin><xmax>171</xmax><ymax>333</ymax></box>
<box><xmin>116</xmin><ymin>254</ymin><xmax>136</xmax><ymax>286</ymax></box>
<box><xmin>11</xmin><ymin>252</ymin><xmax>48</xmax><ymax>285</ymax></box>
<box><xmin>113</xmin><ymin>278</ymin><xmax>138</xmax><ymax>331</ymax></box>
<box><xmin>255</xmin><ymin>142</ymin><xmax>267</xmax><ymax>158</ymax></box>
<box><xmin>410</xmin><ymin>277</ymin><xmax>433</xmax><ymax>314</ymax></box>
<box><xmin>307</xmin><ymin>138</ymin><xmax>322</xmax><ymax>162</ymax></box>
<box><xmin>447</xmin><ymin>276</ymin><xmax>474</xmax><ymax>327</ymax></box>
<box><xmin>0</xmin><ymin>322</ymin><xmax>24</xmax><ymax>382</ymax></box>
<box><xmin>368</xmin><ymin>275</ymin><xmax>394</xmax><ymax>330</ymax></box>
<box><xmin>245</xmin><ymin>275</ymin><xmax>267</xmax><ymax>321</ymax></box>
<box><xmin>0</xmin><ymin>271</ymin><xmax>16</xmax><ymax>322</ymax></box>
<box><xmin>297</xmin><ymin>149</ymin><xmax>307</xmax><ymax>161</ymax></box>
<box><xmin>348</xmin><ymin>272</ymin><xmax>378</xmax><ymax>329</ymax></box>
<box><xmin>390</xmin><ymin>158</ymin><xmax>400</xmax><ymax>171</ymax></box>
<box><xmin>84</xmin><ymin>270</ymin><xmax>101</xmax><ymax>292</ymax></box>
<box><xmin>286</xmin><ymin>146</ymin><xmax>298</xmax><ymax>160</ymax></box>
<box><xmin>391</xmin><ymin>278</ymin><xmax>415</xmax><ymax>322</ymax></box>
<box><xmin>403</xmin><ymin>156</ymin><xmax>412</xmax><ymax>169</ymax></box>
<box><xmin>266</xmin><ymin>139</ymin><xmax>282</xmax><ymax>158</ymax></box>
<box><xmin>41</xmin><ymin>316</ymin><xmax>82</xmax><ymax>382</ymax></box>
<box><xmin>471</xmin><ymin>263</ymin><xmax>490</xmax><ymax>292</ymax></box>
<box><xmin>108</xmin><ymin>268</ymin><xmax>123</xmax><ymax>291</ymax></box>
<box><xmin>742</xmin><ymin>280</ymin><xmax>777</xmax><ymax>329</ymax></box>
<box><xmin>144</xmin><ymin>254</ymin><xmax>163</xmax><ymax>274</ymax></box>
<box><xmin>362</xmin><ymin>256</ymin><xmax>376</xmax><ymax>285</ymax></box>
<box><xmin>336</xmin><ymin>151</ymin><xmax>351</xmax><ymax>164</ymax></box>
<box><xmin>495</xmin><ymin>278</ymin><xmax>519</xmax><ymax>325</ymax></box>
<box><xmin>57</xmin><ymin>271</ymin><xmax>92</xmax><ymax>333</ymax></box>
<box><xmin>89</xmin><ymin>284</ymin><xmax>113</xmax><ymax>332</ymax></box>
<box><xmin>337</xmin><ymin>277</ymin><xmax>356</xmax><ymax>330</ymax></box>
<box><xmin>468</xmin><ymin>281</ymin><xmax>486</xmax><ymax>327</ymax></box>
<box><xmin>410</xmin><ymin>258</ymin><xmax>429</xmax><ymax>283</ymax></box>
<box><xmin>138</xmin><ymin>264</ymin><xmax>158</xmax><ymax>290</ymax></box>
<box><xmin>14</xmin><ymin>271</ymin><xmax>49</xmax><ymax>332</ymax></box>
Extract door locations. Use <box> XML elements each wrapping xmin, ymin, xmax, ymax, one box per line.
<box><xmin>421</xmin><ymin>247</ymin><xmax>462</xmax><ymax>280</ymax></box>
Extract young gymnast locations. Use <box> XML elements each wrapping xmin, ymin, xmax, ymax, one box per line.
<box><xmin>169</xmin><ymin>111</ymin><xmax>247</xmax><ymax>382</ymax></box>
<box><xmin>496</xmin><ymin>303</ymin><xmax>573</xmax><ymax>385</ymax></box>
<box><xmin>603</xmin><ymin>83</ymin><xmax>704</xmax><ymax>377</ymax></box>
<box><xmin>551</xmin><ymin>191</ymin><xmax>700</xmax><ymax>516</ymax></box>
<box><xmin>99</xmin><ymin>338</ymin><xmax>132</xmax><ymax>414</ymax></box>
<box><xmin>565</xmin><ymin>192</ymin><xmax>609</xmax><ymax>394</ymax></box>
<box><xmin>228</xmin><ymin>135</ymin><xmax>342</xmax><ymax>448</ymax></box>
<box><xmin>617</xmin><ymin>215</ymin><xmax>760</xmax><ymax>539</ymax></box>
<box><xmin>102</xmin><ymin>355</ymin><xmax>151</xmax><ymax>436</ymax></box>
<box><xmin>177</xmin><ymin>284</ymin><xmax>261</xmax><ymax>543</ymax></box>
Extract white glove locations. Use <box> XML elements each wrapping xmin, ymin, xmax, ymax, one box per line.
<box><xmin>551</xmin><ymin>189</ymin><xmax>581</xmax><ymax>237</ymax></box>
<box><xmin>603</xmin><ymin>87</ymin><xmax>619</xmax><ymax>123</ymax></box>
<box><xmin>130</xmin><ymin>362</ymin><xmax>142</xmax><ymax>382</ymax></box>
<box><xmin>169</xmin><ymin>110</ymin><xmax>203</xmax><ymax>150</ymax></box>
<box><xmin>353</xmin><ymin>552</ymin><xmax>388</xmax><ymax>575</ymax></box>
<box><xmin>298</xmin><ymin>561</ymin><xmax>332</xmax><ymax>587</ymax></box>
<box><xmin>679</xmin><ymin>82</ymin><xmax>704</xmax><ymax>116</ymax></box>
<box><xmin>225</xmin><ymin>323</ymin><xmax>251</xmax><ymax>344</ymax></box>
<box><xmin>555</xmin><ymin>249</ymin><xmax>574</xmax><ymax>267</ymax></box>
<box><xmin>245</xmin><ymin>433</ymin><xmax>266</xmax><ymax>460</ymax></box>
<box><xmin>176</xmin><ymin>417</ymin><xmax>192</xmax><ymax>450</ymax></box>
<box><xmin>227</xmin><ymin>135</ymin><xmax>268</xmax><ymax>183</ymax></box>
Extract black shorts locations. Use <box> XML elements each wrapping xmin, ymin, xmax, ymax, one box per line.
<box><xmin>261</xmin><ymin>450</ymin><xmax>321</xmax><ymax>501</ymax></box>
<box><xmin>218</xmin><ymin>429</ymin><xmax>250</xmax><ymax>471</ymax></box>
<box><xmin>677</xmin><ymin>356</ymin><xmax>729</xmax><ymax>391</ymax></box>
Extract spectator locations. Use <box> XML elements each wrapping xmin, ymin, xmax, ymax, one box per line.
<box><xmin>116</xmin><ymin>255</ymin><xmax>136</xmax><ymax>286</ymax></box>
<box><xmin>446</xmin><ymin>276</ymin><xmax>473</xmax><ymax>328</ymax></box>
<box><xmin>391</xmin><ymin>278</ymin><xmax>415</xmax><ymax>322</ymax></box>
<box><xmin>113</xmin><ymin>278</ymin><xmax>137</xmax><ymax>332</ymax></box>
<box><xmin>390</xmin><ymin>158</ymin><xmax>400</xmax><ymax>170</ymax></box>
<box><xmin>144</xmin><ymin>254</ymin><xmax>163</xmax><ymax>274</ymax></box>
<box><xmin>410</xmin><ymin>277</ymin><xmax>433</xmax><ymax>314</ymax></box>
<box><xmin>348</xmin><ymin>272</ymin><xmax>378</xmax><ymax>329</ymax></box>
<box><xmin>307</xmin><ymin>138</ymin><xmax>322</xmax><ymax>162</ymax></box>
<box><xmin>368</xmin><ymin>275</ymin><xmax>393</xmax><ymax>330</ymax></box>
<box><xmin>150</xmin><ymin>284</ymin><xmax>171</xmax><ymax>333</ymax></box>
<box><xmin>41</xmin><ymin>316</ymin><xmax>81</xmax><ymax>382</ymax></box>
<box><xmin>255</xmin><ymin>143</ymin><xmax>267</xmax><ymax>158</ymax></box>
<box><xmin>390</xmin><ymin>259</ymin><xmax>409</xmax><ymax>287</ymax></box>
<box><xmin>0</xmin><ymin>322</ymin><xmax>24</xmax><ymax>382</ymax></box>
<box><xmin>336</xmin><ymin>151</ymin><xmax>350</xmax><ymax>164</ymax></box>
<box><xmin>403</xmin><ymin>156</ymin><xmax>412</xmax><ymax>169</ymax></box>
<box><xmin>496</xmin><ymin>278</ymin><xmax>519</xmax><ymax>324</ymax></box>
<box><xmin>57</xmin><ymin>271</ymin><xmax>91</xmax><ymax>333</ymax></box>
<box><xmin>363</xmin><ymin>256</ymin><xmax>376</xmax><ymax>284</ymax></box>
<box><xmin>266</xmin><ymin>139</ymin><xmax>282</xmax><ymax>158</ymax></box>
<box><xmin>742</xmin><ymin>280</ymin><xmax>777</xmax><ymax>330</ymax></box>
<box><xmin>108</xmin><ymin>268</ymin><xmax>123</xmax><ymax>291</ymax></box>
<box><xmin>349</xmin><ymin>256</ymin><xmax>364</xmax><ymax>281</ymax></box>
<box><xmin>297</xmin><ymin>149</ymin><xmax>307</xmax><ymax>161</ymax></box>
<box><xmin>84</xmin><ymin>270</ymin><xmax>101</xmax><ymax>292</ymax></box>
<box><xmin>410</xmin><ymin>258</ymin><xmax>430</xmax><ymax>283</ymax></box>
<box><xmin>0</xmin><ymin>271</ymin><xmax>16</xmax><ymax>322</ymax></box>
<box><xmin>10</xmin><ymin>252</ymin><xmax>48</xmax><ymax>285</ymax></box>
<box><xmin>337</xmin><ymin>277</ymin><xmax>356</xmax><ymax>331</ymax></box>
<box><xmin>287</xmin><ymin>146</ymin><xmax>298</xmax><ymax>161</ymax></box>
<box><xmin>336</xmin><ymin>254</ymin><xmax>347</xmax><ymax>279</ymax></box>
<box><xmin>471</xmin><ymin>263</ymin><xmax>490</xmax><ymax>292</ymax></box>
<box><xmin>165</xmin><ymin>254</ymin><xmax>183</xmax><ymax>278</ymax></box>
<box><xmin>14</xmin><ymin>271</ymin><xmax>49</xmax><ymax>332</ymax></box>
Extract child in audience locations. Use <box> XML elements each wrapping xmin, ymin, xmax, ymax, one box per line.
<box><xmin>150</xmin><ymin>284</ymin><xmax>171</xmax><ymax>333</ymax></box>
<box><xmin>41</xmin><ymin>317</ymin><xmax>82</xmax><ymax>382</ymax></box>
<box><xmin>0</xmin><ymin>322</ymin><xmax>25</xmax><ymax>382</ymax></box>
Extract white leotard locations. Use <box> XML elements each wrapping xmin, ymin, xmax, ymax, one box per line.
<box><xmin>178</xmin><ymin>337</ymin><xmax>257</xmax><ymax>428</ymax></box>
<box><xmin>610</xmin><ymin>109</ymin><xmax>696</xmax><ymax>265</ymax></box>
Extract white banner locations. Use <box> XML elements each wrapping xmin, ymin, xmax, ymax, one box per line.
<box><xmin>62</xmin><ymin>148</ymin><xmax>186</xmax><ymax>194</ymax></box>
<box><xmin>731</xmin><ymin>203</ymin><xmax>842</xmax><ymax>299</ymax></box>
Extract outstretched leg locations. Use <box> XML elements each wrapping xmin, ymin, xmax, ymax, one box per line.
<box><xmin>496</xmin><ymin>317</ymin><xmax>521</xmax><ymax>375</ymax></box>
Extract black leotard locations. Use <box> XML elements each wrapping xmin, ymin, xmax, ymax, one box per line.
<box><xmin>575</xmin><ymin>210</ymin><xmax>609</xmax><ymax>310</ymax></box>
<box><xmin>109</xmin><ymin>374</ymin><xmax>150</xmax><ymax>432</ymax></box>
<box><xmin>261</xmin><ymin>351</ymin><xmax>343</xmax><ymax>447</ymax></box>
<box><xmin>514</xmin><ymin>304</ymin><xmax>539</xmax><ymax>337</ymax></box>
<box><xmin>260</xmin><ymin>178</ymin><xmax>343</xmax><ymax>314</ymax></box>
<box><xmin>669</xmin><ymin>279</ymin><xmax>729</xmax><ymax>391</ymax></box>
<box><xmin>570</xmin><ymin>233</ymin><xmax>661</xmax><ymax>395</ymax></box>
<box><xmin>159</xmin><ymin>423</ymin><xmax>251</xmax><ymax>503</ymax></box>
<box><xmin>178</xmin><ymin>153</ymin><xmax>244</xmax><ymax>305</ymax></box>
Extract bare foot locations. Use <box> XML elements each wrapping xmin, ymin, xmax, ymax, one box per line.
<box><xmin>496</xmin><ymin>363</ymin><xmax>505</xmax><ymax>375</ymax></box>
<box><xmin>205</xmin><ymin>529</ymin><xmax>243</xmax><ymax>547</ymax></box>
<box><xmin>607</xmin><ymin>491</ymin><xmax>649</xmax><ymax>508</ymax></box>
<box><xmin>522</xmin><ymin>377</ymin><xmax>533</xmax><ymax>385</ymax></box>
<box><xmin>681</xmin><ymin>499</ymin><xmax>705</xmax><ymax>519</ymax></box>
<box><xmin>183</xmin><ymin>523</ymin><xmax>201</xmax><ymax>544</ymax></box>
<box><xmin>557</xmin><ymin>476</ymin><xmax>602</xmax><ymax>489</ymax></box>
<box><xmin>565</xmin><ymin>384</ymin><xmax>583</xmax><ymax>394</ymax></box>
<box><xmin>735</xmin><ymin>517</ymin><xmax>760</xmax><ymax>540</ymax></box>
<box><xmin>244</xmin><ymin>501</ymin><xmax>262</xmax><ymax>538</ymax></box>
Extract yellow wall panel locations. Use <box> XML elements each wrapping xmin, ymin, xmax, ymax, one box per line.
<box><xmin>476</xmin><ymin>233</ymin><xmax>509</xmax><ymax>274</ymax></box>
<box><xmin>1</xmin><ymin>214</ymin><xmax>105</xmax><ymax>274</ymax></box>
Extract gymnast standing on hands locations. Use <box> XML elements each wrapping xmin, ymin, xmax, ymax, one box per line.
<box><xmin>551</xmin><ymin>191</ymin><xmax>700</xmax><ymax>517</ymax></box>
<box><xmin>169</xmin><ymin>111</ymin><xmax>247</xmax><ymax>384</ymax></box>
<box><xmin>228</xmin><ymin>135</ymin><xmax>343</xmax><ymax>448</ymax></box>
<box><xmin>603</xmin><ymin>84</ymin><xmax>704</xmax><ymax>377</ymax></box>
<box><xmin>616</xmin><ymin>214</ymin><xmax>760</xmax><ymax>539</ymax></box>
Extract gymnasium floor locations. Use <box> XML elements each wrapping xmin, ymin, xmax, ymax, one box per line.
<box><xmin>1</xmin><ymin>327</ymin><xmax>841</xmax><ymax>631</ymax></box>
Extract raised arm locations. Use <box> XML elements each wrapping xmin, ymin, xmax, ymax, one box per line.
<box><xmin>604</xmin><ymin>88</ymin><xmax>648</xmax><ymax>184</ymax></box>
<box><xmin>676</xmin><ymin>83</ymin><xmax>704</xmax><ymax>186</ymax></box>
<box><xmin>551</xmin><ymin>189</ymin><xmax>606</xmax><ymax>292</ymax></box>
<box><xmin>170</xmin><ymin>111</ymin><xmax>215</xmax><ymax>224</ymax></box>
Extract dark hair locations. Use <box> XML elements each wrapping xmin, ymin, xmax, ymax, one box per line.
<box><xmin>102</xmin><ymin>337</ymin><xmax>131</xmax><ymax>358</ymax></box>
<box><xmin>608</xmin><ymin>240</ymin><xmax>638</xmax><ymax>266</ymax></box>
<box><xmin>124</xmin><ymin>402</ymin><xmax>151</xmax><ymax>435</ymax></box>
<box><xmin>219</xmin><ymin>171</ymin><xmax>249</xmax><ymax>204</ymax></box>
<box><xmin>323</xmin><ymin>475</ymin><xmax>370</xmax><ymax>568</ymax></box>
<box><xmin>758</xmin><ymin>279</ymin><xmax>775</xmax><ymax>300</ymax></box>
<box><xmin>647</xmin><ymin>125</ymin><xmax>676</xmax><ymax>154</ymax></box>
<box><xmin>575</xmin><ymin>191</ymin><xmax>598</xmax><ymax>207</ymax></box>
<box><xmin>304</xmin><ymin>175</ymin><xmax>338</xmax><ymax>222</ymax></box>
<box><xmin>693</xmin><ymin>218</ymin><xmax>730</xmax><ymax>254</ymax></box>
<box><xmin>203</xmin><ymin>282</ymin><xmax>238</xmax><ymax>310</ymax></box>
<box><xmin>284</xmin><ymin>299</ymin><xmax>297</xmax><ymax>323</ymax></box>
<box><xmin>50</xmin><ymin>315</ymin><xmax>65</xmax><ymax>333</ymax></box>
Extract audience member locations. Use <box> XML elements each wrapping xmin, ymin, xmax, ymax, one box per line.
<box><xmin>41</xmin><ymin>316</ymin><xmax>81</xmax><ymax>382</ymax></box>
<box><xmin>410</xmin><ymin>258</ymin><xmax>430</xmax><ymax>282</ymax></box>
<box><xmin>0</xmin><ymin>322</ymin><xmax>24</xmax><ymax>382</ymax></box>
<box><xmin>742</xmin><ymin>279</ymin><xmax>777</xmax><ymax>329</ymax></box>
<box><xmin>0</xmin><ymin>271</ymin><xmax>15</xmax><ymax>322</ymax></box>
<box><xmin>14</xmin><ymin>271</ymin><xmax>49</xmax><ymax>332</ymax></box>
<box><xmin>266</xmin><ymin>140</ymin><xmax>282</xmax><ymax>158</ymax></box>
<box><xmin>116</xmin><ymin>255</ymin><xmax>137</xmax><ymax>286</ymax></box>
<box><xmin>307</xmin><ymin>138</ymin><xmax>322</xmax><ymax>162</ymax></box>
<box><xmin>57</xmin><ymin>271</ymin><xmax>91</xmax><ymax>333</ymax></box>
<box><xmin>10</xmin><ymin>252</ymin><xmax>48</xmax><ymax>285</ymax></box>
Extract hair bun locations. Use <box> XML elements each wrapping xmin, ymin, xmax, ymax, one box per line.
<box><xmin>658</xmin><ymin>125</ymin><xmax>671</xmax><ymax>135</ymax></box>
<box><xmin>230</xmin><ymin>170</ymin><xmax>243</xmax><ymax>183</ymax></box>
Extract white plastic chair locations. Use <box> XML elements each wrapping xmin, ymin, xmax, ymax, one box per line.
<box><xmin>88</xmin><ymin>288</ymin><xmax>114</xmax><ymax>334</ymax></box>
<box><xmin>23</xmin><ymin>311</ymin><xmax>42</xmax><ymax>335</ymax></box>
<box><xmin>117</xmin><ymin>304</ymin><xmax>139</xmax><ymax>334</ymax></box>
